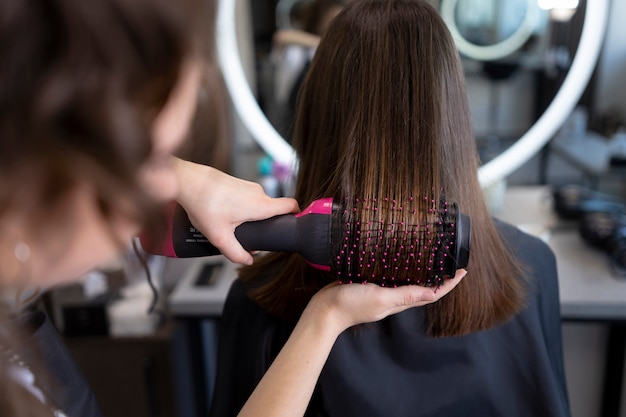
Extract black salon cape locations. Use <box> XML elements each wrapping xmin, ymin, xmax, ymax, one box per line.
<box><xmin>15</xmin><ymin>310</ymin><xmax>104</xmax><ymax>417</ymax></box>
<box><xmin>209</xmin><ymin>221</ymin><xmax>571</xmax><ymax>417</ymax></box>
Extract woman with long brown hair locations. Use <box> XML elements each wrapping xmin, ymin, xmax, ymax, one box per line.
<box><xmin>210</xmin><ymin>1</ymin><xmax>571</xmax><ymax>416</ymax></box>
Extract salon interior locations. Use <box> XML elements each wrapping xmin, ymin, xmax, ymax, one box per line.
<box><xmin>42</xmin><ymin>0</ymin><xmax>626</xmax><ymax>416</ymax></box>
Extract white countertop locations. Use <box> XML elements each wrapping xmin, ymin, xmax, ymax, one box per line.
<box><xmin>167</xmin><ymin>256</ymin><xmax>238</xmax><ymax>317</ymax></box>
<box><xmin>498</xmin><ymin>185</ymin><xmax>626</xmax><ymax>320</ymax></box>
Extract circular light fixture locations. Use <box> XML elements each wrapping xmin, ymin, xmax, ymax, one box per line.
<box><xmin>440</xmin><ymin>0</ymin><xmax>540</xmax><ymax>62</ymax></box>
<box><xmin>216</xmin><ymin>0</ymin><xmax>297</xmax><ymax>168</ymax></box>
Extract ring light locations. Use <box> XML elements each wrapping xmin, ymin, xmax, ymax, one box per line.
<box><xmin>216</xmin><ymin>0</ymin><xmax>608</xmax><ymax>189</ymax></box>
<box><xmin>440</xmin><ymin>0</ymin><xmax>540</xmax><ymax>62</ymax></box>
<box><xmin>216</xmin><ymin>0</ymin><xmax>297</xmax><ymax>168</ymax></box>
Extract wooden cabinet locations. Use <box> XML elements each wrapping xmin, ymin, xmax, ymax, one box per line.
<box><xmin>64</xmin><ymin>320</ymin><xmax>194</xmax><ymax>417</ymax></box>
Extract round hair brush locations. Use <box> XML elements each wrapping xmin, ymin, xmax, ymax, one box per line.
<box><xmin>140</xmin><ymin>197</ymin><xmax>471</xmax><ymax>287</ymax></box>
<box><xmin>331</xmin><ymin>197</ymin><xmax>470</xmax><ymax>287</ymax></box>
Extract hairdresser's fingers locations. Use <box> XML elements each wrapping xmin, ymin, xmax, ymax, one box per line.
<box><xmin>202</xmin><ymin>175</ymin><xmax>299</xmax><ymax>224</ymax></box>
<box><xmin>175</xmin><ymin>159</ymin><xmax>300</xmax><ymax>222</ymax></box>
<box><xmin>374</xmin><ymin>268</ymin><xmax>466</xmax><ymax>314</ymax></box>
<box><xmin>174</xmin><ymin>160</ymin><xmax>300</xmax><ymax>264</ymax></box>
<box><xmin>191</xmin><ymin>195</ymin><xmax>298</xmax><ymax>265</ymax></box>
<box><xmin>381</xmin><ymin>268</ymin><xmax>467</xmax><ymax>316</ymax></box>
<box><xmin>208</xmin><ymin>192</ymin><xmax>298</xmax><ymax>265</ymax></box>
<box><xmin>209</xmin><ymin>230</ymin><xmax>255</xmax><ymax>265</ymax></box>
<box><xmin>202</xmin><ymin>197</ymin><xmax>298</xmax><ymax>265</ymax></box>
<box><xmin>317</xmin><ymin>269</ymin><xmax>467</xmax><ymax>331</ymax></box>
<box><xmin>244</xmin><ymin>196</ymin><xmax>301</xmax><ymax>222</ymax></box>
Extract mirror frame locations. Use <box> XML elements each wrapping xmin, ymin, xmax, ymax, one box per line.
<box><xmin>440</xmin><ymin>0</ymin><xmax>541</xmax><ymax>62</ymax></box>
<box><xmin>216</xmin><ymin>0</ymin><xmax>608</xmax><ymax>188</ymax></box>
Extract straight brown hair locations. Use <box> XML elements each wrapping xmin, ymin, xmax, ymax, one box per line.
<box><xmin>239</xmin><ymin>0</ymin><xmax>527</xmax><ymax>337</ymax></box>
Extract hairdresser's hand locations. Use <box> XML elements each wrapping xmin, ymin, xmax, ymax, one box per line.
<box><xmin>173</xmin><ymin>158</ymin><xmax>299</xmax><ymax>264</ymax></box>
<box><xmin>308</xmin><ymin>269</ymin><xmax>467</xmax><ymax>333</ymax></box>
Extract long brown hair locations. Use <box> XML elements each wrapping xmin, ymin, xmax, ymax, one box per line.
<box><xmin>239</xmin><ymin>0</ymin><xmax>527</xmax><ymax>337</ymax></box>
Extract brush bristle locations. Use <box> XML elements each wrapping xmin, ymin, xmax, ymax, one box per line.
<box><xmin>332</xmin><ymin>196</ymin><xmax>459</xmax><ymax>287</ymax></box>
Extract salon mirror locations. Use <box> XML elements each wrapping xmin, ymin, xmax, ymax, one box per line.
<box><xmin>216</xmin><ymin>0</ymin><xmax>608</xmax><ymax>189</ymax></box>
<box><xmin>440</xmin><ymin>0</ymin><xmax>541</xmax><ymax>62</ymax></box>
